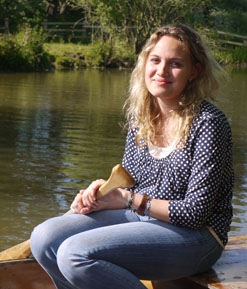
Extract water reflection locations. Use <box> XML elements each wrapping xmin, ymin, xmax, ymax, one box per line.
<box><xmin>216</xmin><ymin>68</ymin><xmax>247</xmax><ymax>235</ymax></box>
<box><xmin>0</xmin><ymin>68</ymin><xmax>246</xmax><ymax>251</ymax></box>
<box><xmin>0</xmin><ymin>70</ymin><xmax>129</xmax><ymax>249</ymax></box>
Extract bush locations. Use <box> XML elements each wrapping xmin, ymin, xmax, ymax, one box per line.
<box><xmin>0</xmin><ymin>27</ymin><xmax>54</xmax><ymax>72</ymax></box>
<box><xmin>84</xmin><ymin>38</ymin><xmax>135</xmax><ymax>68</ymax></box>
<box><xmin>0</xmin><ymin>37</ymin><xmax>33</xmax><ymax>71</ymax></box>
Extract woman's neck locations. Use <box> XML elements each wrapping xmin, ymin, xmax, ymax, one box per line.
<box><xmin>156</xmin><ymin>97</ymin><xmax>180</xmax><ymax>116</ymax></box>
<box><xmin>153</xmin><ymin>113</ymin><xmax>178</xmax><ymax>147</ymax></box>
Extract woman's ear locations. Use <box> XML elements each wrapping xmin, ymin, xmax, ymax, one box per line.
<box><xmin>189</xmin><ymin>62</ymin><xmax>203</xmax><ymax>81</ymax></box>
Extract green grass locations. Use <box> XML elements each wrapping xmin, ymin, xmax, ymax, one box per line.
<box><xmin>44</xmin><ymin>42</ymin><xmax>87</xmax><ymax>57</ymax></box>
<box><xmin>1</xmin><ymin>30</ymin><xmax>246</xmax><ymax>72</ymax></box>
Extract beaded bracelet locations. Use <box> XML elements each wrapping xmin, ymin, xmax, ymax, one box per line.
<box><xmin>136</xmin><ymin>193</ymin><xmax>149</xmax><ymax>216</ymax></box>
<box><xmin>126</xmin><ymin>190</ymin><xmax>135</xmax><ymax>211</ymax></box>
<box><xmin>144</xmin><ymin>196</ymin><xmax>152</xmax><ymax>217</ymax></box>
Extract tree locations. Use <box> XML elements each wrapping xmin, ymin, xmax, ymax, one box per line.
<box><xmin>209</xmin><ymin>0</ymin><xmax>247</xmax><ymax>33</ymax></box>
<box><xmin>0</xmin><ymin>0</ymin><xmax>47</xmax><ymax>32</ymax></box>
<box><xmin>72</xmin><ymin>0</ymin><xmax>214</xmax><ymax>53</ymax></box>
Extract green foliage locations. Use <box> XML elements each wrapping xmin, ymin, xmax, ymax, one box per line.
<box><xmin>214</xmin><ymin>47</ymin><xmax>247</xmax><ymax>65</ymax></box>
<box><xmin>72</xmin><ymin>0</ymin><xmax>215</xmax><ymax>54</ymax></box>
<box><xmin>0</xmin><ymin>37</ymin><xmax>32</xmax><ymax>71</ymax></box>
<box><xmin>84</xmin><ymin>38</ymin><xmax>135</xmax><ymax>67</ymax></box>
<box><xmin>209</xmin><ymin>0</ymin><xmax>247</xmax><ymax>33</ymax></box>
<box><xmin>55</xmin><ymin>55</ymin><xmax>86</xmax><ymax>69</ymax></box>
<box><xmin>0</xmin><ymin>0</ymin><xmax>47</xmax><ymax>32</ymax></box>
<box><xmin>0</xmin><ymin>0</ymin><xmax>247</xmax><ymax>70</ymax></box>
<box><xmin>0</xmin><ymin>27</ymin><xmax>54</xmax><ymax>71</ymax></box>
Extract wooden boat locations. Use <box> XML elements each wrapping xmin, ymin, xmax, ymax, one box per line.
<box><xmin>1</xmin><ymin>166</ymin><xmax>245</xmax><ymax>288</ymax></box>
<box><xmin>0</xmin><ymin>257</ymin><xmax>206</xmax><ymax>289</ymax></box>
<box><xmin>1</xmin><ymin>165</ymin><xmax>246</xmax><ymax>288</ymax></box>
<box><xmin>0</xmin><ymin>258</ymin><xmax>54</xmax><ymax>289</ymax></box>
<box><xmin>1</xmin><ymin>235</ymin><xmax>246</xmax><ymax>289</ymax></box>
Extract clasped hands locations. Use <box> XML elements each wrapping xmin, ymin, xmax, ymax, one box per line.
<box><xmin>70</xmin><ymin>179</ymin><xmax>128</xmax><ymax>214</ymax></box>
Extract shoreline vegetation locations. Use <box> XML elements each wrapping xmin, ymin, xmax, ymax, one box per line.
<box><xmin>0</xmin><ymin>26</ymin><xmax>247</xmax><ymax>72</ymax></box>
<box><xmin>0</xmin><ymin>33</ymin><xmax>247</xmax><ymax>72</ymax></box>
<box><xmin>1</xmin><ymin>0</ymin><xmax>247</xmax><ymax>72</ymax></box>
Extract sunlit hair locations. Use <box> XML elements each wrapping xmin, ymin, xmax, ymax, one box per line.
<box><xmin>124</xmin><ymin>24</ymin><xmax>227</xmax><ymax>148</ymax></box>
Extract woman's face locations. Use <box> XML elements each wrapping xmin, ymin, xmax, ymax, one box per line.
<box><xmin>145</xmin><ymin>35</ymin><xmax>199</xmax><ymax>107</ymax></box>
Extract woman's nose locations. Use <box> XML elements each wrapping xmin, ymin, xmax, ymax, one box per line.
<box><xmin>157</xmin><ymin>61</ymin><xmax>169</xmax><ymax>77</ymax></box>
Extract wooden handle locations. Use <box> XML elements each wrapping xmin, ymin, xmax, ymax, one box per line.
<box><xmin>0</xmin><ymin>164</ymin><xmax>135</xmax><ymax>262</ymax></box>
<box><xmin>97</xmin><ymin>164</ymin><xmax>136</xmax><ymax>199</ymax></box>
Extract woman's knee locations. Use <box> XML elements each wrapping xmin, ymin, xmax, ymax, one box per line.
<box><xmin>30</xmin><ymin>217</ymin><xmax>64</xmax><ymax>260</ymax></box>
<box><xmin>56</xmin><ymin>237</ymin><xmax>88</xmax><ymax>283</ymax></box>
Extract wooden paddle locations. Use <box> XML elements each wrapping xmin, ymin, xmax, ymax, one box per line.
<box><xmin>0</xmin><ymin>164</ymin><xmax>136</xmax><ymax>262</ymax></box>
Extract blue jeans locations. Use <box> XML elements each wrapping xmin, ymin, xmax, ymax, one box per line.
<box><xmin>30</xmin><ymin>210</ymin><xmax>223</xmax><ymax>289</ymax></box>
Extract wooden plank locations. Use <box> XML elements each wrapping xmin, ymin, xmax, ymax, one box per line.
<box><xmin>142</xmin><ymin>278</ymin><xmax>207</xmax><ymax>289</ymax></box>
<box><xmin>142</xmin><ymin>235</ymin><xmax>247</xmax><ymax>289</ymax></box>
<box><xmin>216</xmin><ymin>30</ymin><xmax>247</xmax><ymax>40</ymax></box>
<box><xmin>44</xmin><ymin>29</ymin><xmax>86</xmax><ymax>32</ymax></box>
<box><xmin>217</xmin><ymin>40</ymin><xmax>247</xmax><ymax>47</ymax></box>
<box><xmin>0</xmin><ymin>259</ymin><xmax>55</xmax><ymax>289</ymax></box>
<box><xmin>0</xmin><ymin>259</ymin><xmax>206</xmax><ymax>289</ymax></box>
<box><xmin>189</xmin><ymin>235</ymin><xmax>247</xmax><ymax>289</ymax></box>
<box><xmin>41</xmin><ymin>21</ymin><xmax>79</xmax><ymax>25</ymax></box>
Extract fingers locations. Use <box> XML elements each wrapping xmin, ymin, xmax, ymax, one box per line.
<box><xmin>70</xmin><ymin>191</ymin><xmax>84</xmax><ymax>213</ymax></box>
<box><xmin>70</xmin><ymin>179</ymin><xmax>106</xmax><ymax>214</ymax></box>
<box><xmin>81</xmin><ymin>179</ymin><xmax>105</xmax><ymax>208</ymax></box>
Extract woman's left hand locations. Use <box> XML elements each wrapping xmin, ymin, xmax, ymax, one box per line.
<box><xmin>70</xmin><ymin>179</ymin><xmax>129</xmax><ymax>214</ymax></box>
<box><xmin>70</xmin><ymin>179</ymin><xmax>104</xmax><ymax>214</ymax></box>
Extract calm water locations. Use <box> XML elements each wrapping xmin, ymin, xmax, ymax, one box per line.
<box><xmin>0</xmin><ymin>68</ymin><xmax>246</xmax><ymax>251</ymax></box>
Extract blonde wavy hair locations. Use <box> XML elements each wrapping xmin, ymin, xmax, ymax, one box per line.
<box><xmin>124</xmin><ymin>24</ymin><xmax>227</xmax><ymax>148</ymax></box>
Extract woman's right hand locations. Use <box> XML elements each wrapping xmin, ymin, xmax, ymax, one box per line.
<box><xmin>70</xmin><ymin>180</ymin><xmax>130</xmax><ymax>214</ymax></box>
<box><xmin>70</xmin><ymin>179</ymin><xmax>105</xmax><ymax>214</ymax></box>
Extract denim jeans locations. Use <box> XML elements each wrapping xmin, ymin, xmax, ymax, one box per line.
<box><xmin>30</xmin><ymin>209</ymin><xmax>223</xmax><ymax>289</ymax></box>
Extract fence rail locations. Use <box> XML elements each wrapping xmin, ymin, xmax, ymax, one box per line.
<box><xmin>41</xmin><ymin>20</ymin><xmax>95</xmax><ymax>40</ymax></box>
<box><xmin>1</xmin><ymin>18</ymin><xmax>247</xmax><ymax>47</ymax></box>
<box><xmin>41</xmin><ymin>21</ymin><xmax>247</xmax><ymax>46</ymax></box>
<box><xmin>211</xmin><ymin>30</ymin><xmax>247</xmax><ymax>47</ymax></box>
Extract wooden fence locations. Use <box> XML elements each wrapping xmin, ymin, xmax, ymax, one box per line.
<box><xmin>41</xmin><ymin>21</ymin><xmax>247</xmax><ymax>47</ymax></box>
<box><xmin>1</xmin><ymin>18</ymin><xmax>247</xmax><ymax>47</ymax></box>
<box><xmin>215</xmin><ymin>30</ymin><xmax>247</xmax><ymax>47</ymax></box>
<box><xmin>0</xmin><ymin>18</ymin><xmax>9</xmax><ymax>35</ymax></box>
<box><xmin>41</xmin><ymin>20</ymin><xmax>95</xmax><ymax>41</ymax></box>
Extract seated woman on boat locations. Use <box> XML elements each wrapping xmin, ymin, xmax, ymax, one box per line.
<box><xmin>30</xmin><ymin>24</ymin><xmax>233</xmax><ymax>289</ymax></box>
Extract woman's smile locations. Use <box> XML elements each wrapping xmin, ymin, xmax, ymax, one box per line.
<box><xmin>153</xmin><ymin>77</ymin><xmax>172</xmax><ymax>85</ymax></box>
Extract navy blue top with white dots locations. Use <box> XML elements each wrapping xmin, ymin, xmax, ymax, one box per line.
<box><xmin>122</xmin><ymin>100</ymin><xmax>234</xmax><ymax>246</ymax></box>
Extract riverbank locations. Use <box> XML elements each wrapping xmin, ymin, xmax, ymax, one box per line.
<box><xmin>40</xmin><ymin>40</ymin><xmax>247</xmax><ymax>70</ymax></box>
<box><xmin>46</xmin><ymin>42</ymin><xmax>247</xmax><ymax>70</ymax></box>
<box><xmin>1</xmin><ymin>35</ymin><xmax>247</xmax><ymax>72</ymax></box>
<box><xmin>0</xmin><ymin>31</ymin><xmax>135</xmax><ymax>72</ymax></box>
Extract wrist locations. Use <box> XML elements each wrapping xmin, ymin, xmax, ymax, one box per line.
<box><xmin>135</xmin><ymin>194</ymin><xmax>150</xmax><ymax>216</ymax></box>
<box><xmin>118</xmin><ymin>189</ymin><xmax>131</xmax><ymax>209</ymax></box>
<box><xmin>131</xmin><ymin>193</ymin><xmax>143</xmax><ymax>211</ymax></box>
<box><xmin>126</xmin><ymin>192</ymin><xmax>152</xmax><ymax>217</ymax></box>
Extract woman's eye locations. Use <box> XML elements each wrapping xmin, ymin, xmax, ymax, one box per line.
<box><xmin>170</xmin><ymin>61</ymin><xmax>182</xmax><ymax>67</ymax></box>
<box><xmin>150</xmin><ymin>58</ymin><xmax>160</xmax><ymax>64</ymax></box>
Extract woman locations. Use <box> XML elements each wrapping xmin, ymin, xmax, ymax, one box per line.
<box><xmin>30</xmin><ymin>24</ymin><xmax>233</xmax><ymax>289</ymax></box>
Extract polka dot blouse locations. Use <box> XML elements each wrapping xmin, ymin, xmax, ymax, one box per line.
<box><xmin>122</xmin><ymin>101</ymin><xmax>234</xmax><ymax>246</ymax></box>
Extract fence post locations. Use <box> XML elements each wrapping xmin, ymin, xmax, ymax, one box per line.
<box><xmin>4</xmin><ymin>18</ymin><xmax>9</xmax><ymax>34</ymax></box>
<box><xmin>43</xmin><ymin>19</ymin><xmax>48</xmax><ymax>32</ymax></box>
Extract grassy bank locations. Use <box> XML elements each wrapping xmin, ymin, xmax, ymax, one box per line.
<box><xmin>1</xmin><ymin>31</ymin><xmax>247</xmax><ymax>72</ymax></box>
<box><xmin>45</xmin><ymin>41</ymin><xmax>247</xmax><ymax>69</ymax></box>
<box><xmin>44</xmin><ymin>42</ymin><xmax>88</xmax><ymax>70</ymax></box>
<box><xmin>44</xmin><ymin>39</ymin><xmax>135</xmax><ymax>70</ymax></box>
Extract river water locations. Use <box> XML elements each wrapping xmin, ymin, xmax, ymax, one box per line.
<box><xmin>0</xmin><ymin>68</ymin><xmax>246</xmax><ymax>251</ymax></box>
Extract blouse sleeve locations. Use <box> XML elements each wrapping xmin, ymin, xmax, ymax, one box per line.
<box><xmin>122</xmin><ymin>127</ymin><xmax>140</xmax><ymax>181</ymax></box>
<box><xmin>169</xmin><ymin>114</ymin><xmax>233</xmax><ymax>229</ymax></box>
